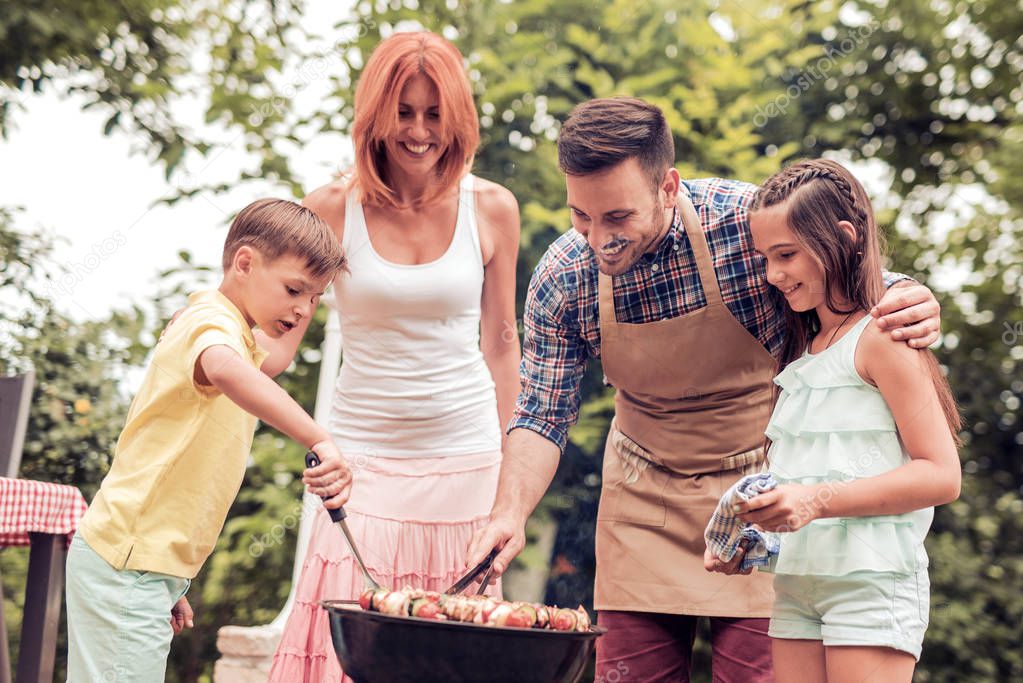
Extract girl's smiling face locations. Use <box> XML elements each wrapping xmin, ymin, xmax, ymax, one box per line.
<box><xmin>750</xmin><ymin>201</ymin><xmax>827</xmax><ymax>313</ymax></box>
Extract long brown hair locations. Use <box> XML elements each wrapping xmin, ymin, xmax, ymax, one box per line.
<box><xmin>752</xmin><ymin>158</ymin><xmax>961</xmax><ymax>440</ymax></box>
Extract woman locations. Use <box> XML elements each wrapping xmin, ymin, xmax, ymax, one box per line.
<box><xmin>267</xmin><ymin>31</ymin><xmax>521</xmax><ymax>682</ymax></box>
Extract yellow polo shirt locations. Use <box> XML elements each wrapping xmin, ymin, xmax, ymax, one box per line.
<box><xmin>79</xmin><ymin>290</ymin><xmax>268</xmax><ymax>578</ymax></box>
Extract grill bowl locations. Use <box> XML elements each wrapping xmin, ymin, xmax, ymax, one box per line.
<box><xmin>322</xmin><ymin>600</ymin><xmax>604</xmax><ymax>683</ymax></box>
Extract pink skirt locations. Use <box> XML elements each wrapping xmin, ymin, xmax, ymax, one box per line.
<box><xmin>269</xmin><ymin>451</ymin><xmax>502</xmax><ymax>683</ymax></box>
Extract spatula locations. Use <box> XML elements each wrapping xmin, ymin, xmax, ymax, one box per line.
<box><xmin>305</xmin><ymin>452</ymin><xmax>381</xmax><ymax>591</ymax></box>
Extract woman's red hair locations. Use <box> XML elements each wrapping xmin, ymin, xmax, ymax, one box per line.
<box><xmin>352</xmin><ymin>32</ymin><xmax>479</xmax><ymax>208</ymax></box>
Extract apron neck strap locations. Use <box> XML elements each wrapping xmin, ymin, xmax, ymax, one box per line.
<box><xmin>677</xmin><ymin>192</ymin><xmax>723</xmax><ymax>304</ymax></box>
<box><xmin>598</xmin><ymin>272</ymin><xmax>616</xmax><ymax>324</ymax></box>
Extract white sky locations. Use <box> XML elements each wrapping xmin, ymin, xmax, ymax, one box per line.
<box><xmin>0</xmin><ymin>4</ymin><xmax>354</xmax><ymax>323</ymax></box>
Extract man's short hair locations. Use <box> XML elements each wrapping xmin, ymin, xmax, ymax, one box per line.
<box><xmin>557</xmin><ymin>97</ymin><xmax>675</xmax><ymax>187</ymax></box>
<box><xmin>222</xmin><ymin>199</ymin><xmax>347</xmax><ymax>279</ymax></box>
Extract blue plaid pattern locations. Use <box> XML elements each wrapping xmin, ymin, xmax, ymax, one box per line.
<box><xmin>704</xmin><ymin>473</ymin><xmax>781</xmax><ymax>570</ymax></box>
<box><xmin>511</xmin><ymin>178</ymin><xmax>786</xmax><ymax>450</ymax></box>
<box><xmin>510</xmin><ymin>177</ymin><xmax>909</xmax><ymax>451</ymax></box>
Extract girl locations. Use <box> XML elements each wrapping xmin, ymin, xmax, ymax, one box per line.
<box><xmin>267</xmin><ymin>32</ymin><xmax>521</xmax><ymax>682</ymax></box>
<box><xmin>730</xmin><ymin>159</ymin><xmax>961</xmax><ymax>682</ymax></box>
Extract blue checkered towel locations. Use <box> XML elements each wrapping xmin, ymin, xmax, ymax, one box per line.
<box><xmin>704</xmin><ymin>473</ymin><xmax>781</xmax><ymax>570</ymax></box>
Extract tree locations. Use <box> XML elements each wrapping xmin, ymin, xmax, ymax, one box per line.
<box><xmin>3</xmin><ymin>0</ymin><xmax>1020</xmax><ymax>679</ymax></box>
<box><xmin>320</xmin><ymin>2</ymin><xmax>1022</xmax><ymax>680</ymax></box>
<box><xmin>0</xmin><ymin>208</ymin><xmax>152</xmax><ymax>676</ymax></box>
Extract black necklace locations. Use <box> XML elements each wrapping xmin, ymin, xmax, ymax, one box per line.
<box><xmin>821</xmin><ymin>311</ymin><xmax>856</xmax><ymax>351</ymax></box>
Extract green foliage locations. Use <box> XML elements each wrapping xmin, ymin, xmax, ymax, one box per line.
<box><xmin>0</xmin><ymin>213</ymin><xmax>151</xmax><ymax>496</ymax></box>
<box><xmin>793</xmin><ymin>0</ymin><xmax>1020</xmax><ymax>192</ymax></box>
<box><xmin>0</xmin><ymin>213</ymin><xmax>153</xmax><ymax>678</ymax></box>
<box><xmin>0</xmin><ymin>207</ymin><xmax>54</xmax><ymax>299</ymax></box>
<box><xmin>2</xmin><ymin>0</ymin><xmax>1021</xmax><ymax>680</ymax></box>
<box><xmin>826</xmin><ymin>7</ymin><xmax>1023</xmax><ymax>672</ymax></box>
<box><xmin>0</xmin><ymin>547</ymin><xmax>30</xmax><ymax>678</ymax></box>
<box><xmin>899</xmin><ymin>208</ymin><xmax>1023</xmax><ymax>681</ymax></box>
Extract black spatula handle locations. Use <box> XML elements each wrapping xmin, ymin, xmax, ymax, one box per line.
<box><xmin>305</xmin><ymin>451</ymin><xmax>347</xmax><ymax>523</ymax></box>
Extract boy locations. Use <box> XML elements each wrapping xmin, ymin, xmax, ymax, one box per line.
<box><xmin>66</xmin><ymin>198</ymin><xmax>351</xmax><ymax>682</ymax></box>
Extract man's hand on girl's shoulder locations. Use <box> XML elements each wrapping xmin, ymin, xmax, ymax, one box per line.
<box><xmin>871</xmin><ymin>282</ymin><xmax>941</xmax><ymax>348</ymax></box>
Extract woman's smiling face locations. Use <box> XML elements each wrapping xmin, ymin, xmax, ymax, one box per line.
<box><xmin>382</xmin><ymin>74</ymin><xmax>445</xmax><ymax>179</ymax></box>
<box><xmin>750</xmin><ymin>201</ymin><xmax>827</xmax><ymax>313</ymax></box>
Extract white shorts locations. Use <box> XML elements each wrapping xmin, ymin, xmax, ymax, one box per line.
<box><xmin>65</xmin><ymin>532</ymin><xmax>190</xmax><ymax>682</ymax></box>
<box><xmin>769</xmin><ymin>566</ymin><xmax>930</xmax><ymax>660</ymax></box>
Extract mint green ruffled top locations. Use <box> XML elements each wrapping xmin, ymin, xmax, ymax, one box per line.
<box><xmin>764</xmin><ymin>315</ymin><xmax>932</xmax><ymax>576</ymax></box>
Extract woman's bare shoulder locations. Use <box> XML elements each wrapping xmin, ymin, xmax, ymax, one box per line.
<box><xmin>303</xmin><ymin>177</ymin><xmax>351</xmax><ymax>236</ymax></box>
<box><xmin>473</xmin><ymin>176</ymin><xmax>519</xmax><ymax>216</ymax></box>
<box><xmin>473</xmin><ymin>177</ymin><xmax>520</xmax><ymax>240</ymax></box>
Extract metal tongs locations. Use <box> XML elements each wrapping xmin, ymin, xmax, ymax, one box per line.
<box><xmin>444</xmin><ymin>547</ymin><xmax>499</xmax><ymax>596</ymax></box>
<box><xmin>306</xmin><ymin>452</ymin><xmax>382</xmax><ymax>590</ymax></box>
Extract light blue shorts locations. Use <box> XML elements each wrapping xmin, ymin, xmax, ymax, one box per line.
<box><xmin>769</xmin><ymin>566</ymin><xmax>930</xmax><ymax>660</ymax></box>
<box><xmin>65</xmin><ymin>532</ymin><xmax>190</xmax><ymax>682</ymax></box>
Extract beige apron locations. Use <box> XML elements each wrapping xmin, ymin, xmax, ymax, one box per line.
<box><xmin>594</xmin><ymin>195</ymin><xmax>778</xmax><ymax>617</ymax></box>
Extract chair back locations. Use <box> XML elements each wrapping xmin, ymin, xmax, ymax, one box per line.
<box><xmin>0</xmin><ymin>369</ymin><xmax>35</xmax><ymax>478</ymax></box>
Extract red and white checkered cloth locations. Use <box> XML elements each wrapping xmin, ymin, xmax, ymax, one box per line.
<box><xmin>0</xmin><ymin>477</ymin><xmax>88</xmax><ymax>548</ymax></box>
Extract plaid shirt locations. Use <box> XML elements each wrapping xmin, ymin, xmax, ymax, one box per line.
<box><xmin>512</xmin><ymin>177</ymin><xmax>909</xmax><ymax>451</ymax></box>
<box><xmin>511</xmin><ymin>178</ymin><xmax>788</xmax><ymax>451</ymax></box>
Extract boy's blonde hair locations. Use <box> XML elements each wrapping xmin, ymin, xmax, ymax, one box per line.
<box><xmin>222</xmin><ymin>199</ymin><xmax>347</xmax><ymax>279</ymax></box>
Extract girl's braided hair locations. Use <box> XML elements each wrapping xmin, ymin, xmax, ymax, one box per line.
<box><xmin>753</xmin><ymin>158</ymin><xmax>960</xmax><ymax>440</ymax></box>
<box><xmin>753</xmin><ymin>159</ymin><xmax>871</xmax><ymax>230</ymax></box>
<box><xmin>753</xmin><ymin>158</ymin><xmax>885</xmax><ymax>367</ymax></box>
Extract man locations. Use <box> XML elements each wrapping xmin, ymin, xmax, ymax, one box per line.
<box><xmin>467</xmin><ymin>97</ymin><xmax>941</xmax><ymax>681</ymax></box>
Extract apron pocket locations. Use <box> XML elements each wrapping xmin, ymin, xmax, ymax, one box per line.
<box><xmin>597</xmin><ymin>431</ymin><xmax>669</xmax><ymax>527</ymax></box>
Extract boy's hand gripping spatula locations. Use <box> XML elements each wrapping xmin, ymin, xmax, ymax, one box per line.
<box><xmin>305</xmin><ymin>452</ymin><xmax>382</xmax><ymax>591</ymax></box>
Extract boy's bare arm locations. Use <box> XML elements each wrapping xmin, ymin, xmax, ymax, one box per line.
<box><xmin>162</xmin><ymin>310</ymin><xmax>311</xmax><ymax>378</ymax></box>
<box><xmin>254</xmin><ymin>315</ymin><xmax>315</xmax><ymax>377</ymax></box>
<box><xmin>197</xmin><ymin>344</ymin><xmax>351</xmax><ymax>505</ymax></box>
<box><xmin>200</xmin><ymin>344</ymin><xmax>327</xmax><ymax>446</ymax></box>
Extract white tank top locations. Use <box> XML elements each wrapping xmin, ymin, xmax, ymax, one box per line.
<box><xmin>329</xmin><ymin>174</ymin><xmax>502</xmax><ymax>458</ymax></box>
